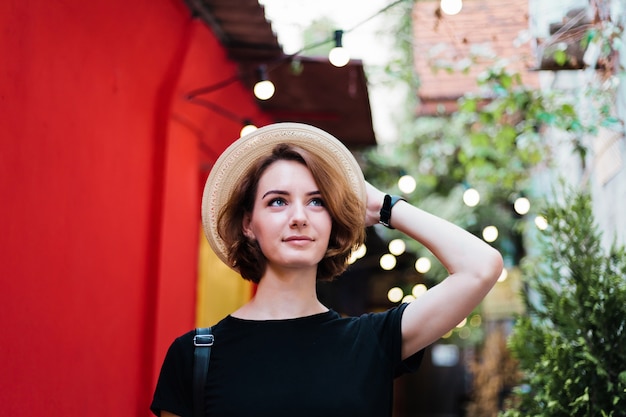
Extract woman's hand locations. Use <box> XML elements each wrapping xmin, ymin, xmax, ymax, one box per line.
<box><xmin>364</xmin><ymin>181</ymin><xmax>386</xmax><ymax>227</ymax></box>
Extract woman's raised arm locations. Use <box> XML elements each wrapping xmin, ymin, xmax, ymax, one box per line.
<box><xmin>364</xmin><ymin>182</ymin><xmax>504</xmax><ymax>359</ymax></box>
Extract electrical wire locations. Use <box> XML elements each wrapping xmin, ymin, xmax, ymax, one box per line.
<box><xmin>185</xmin><ymin>0</ymin><xmax>408</xmax><ymax>100</ymax></box>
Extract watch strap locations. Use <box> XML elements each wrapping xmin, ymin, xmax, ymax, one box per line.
<box><xmin>379</xmin><ymin>194</ymin><xmax>406</xmax><ymax>229</ymax></box>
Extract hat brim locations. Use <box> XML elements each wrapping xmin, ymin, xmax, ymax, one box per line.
<box><xmin>201</xmin><ymin>122</ymin><xmax>366</xmax><ymax>268</ymax></box>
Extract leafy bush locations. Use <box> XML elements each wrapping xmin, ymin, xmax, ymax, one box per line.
<box><xmin>502</xmin><ymin>191</ymin><xmax>626</xmax><ymax>416</ymax></box>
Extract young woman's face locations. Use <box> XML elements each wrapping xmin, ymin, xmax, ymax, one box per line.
<box><xmin>243</xmin><ymin>159</ymin><xmax>332</xmax><ymax>273</ymax></box>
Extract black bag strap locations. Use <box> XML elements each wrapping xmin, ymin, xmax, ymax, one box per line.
<box><xmin>193</xmin><ymin>327</ymin><xmax>214</xmax><ymax>417</ymax></box>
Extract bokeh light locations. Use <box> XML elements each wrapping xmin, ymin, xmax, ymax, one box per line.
<box><xmin>514</xmin><ymin>197</ymin><xmax>531</xmax><ymax>215</ymax></box>
<box><xmin>398</xmin><ymin>175</ymin><xmax>416</xmax><ymax>194</ymax></box>
<box><xmin>415</xmin><ymin>257</ymin><xmax>432</xmax><ymax>273</ymax></box>
<box><xmin>388</xmin><ymin>239</ymin><xmax>406</xmax><ymax>256</ymax></box>
<box><xmin>482</xmin><ymin>225</ymin><xmax>499</xmax><ymax>242</ymax></box>
<box><xmin>463</xmin><ymin>188</ymin><xmax>480</xmax><ymax>207</ymax></box>
<box><xmin>535</xmin><ymin>215</ymin><xmax>548</xmax><ymax>230</ymax></box>
<box><xmin>380</xmin><ymin>254</ymin><xmax>397</xmax><ymax>270</ymax></box>
<box><xmin>387</xmin><ymin>287</ymin><xmax>404</xmax><ymax>303</ymax></box>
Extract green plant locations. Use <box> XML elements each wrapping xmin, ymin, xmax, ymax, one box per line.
<box><xmin>582</xmin><ymin>15</ymin><xmax>624</xmax><ymax>72</ymax></box>
<box><xmin>457</xmin><ymin>65</ymin><xmax>595</xmax><ymax>180</ymax></box>
<box><xmin>501</xmin><ymin>190</ymin><xmax>626</xmax><ymax>416</ymax></box>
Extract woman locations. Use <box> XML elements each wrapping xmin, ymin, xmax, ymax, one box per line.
<box><xmin>151</xmin><ymin>123</ymin><xmax>503</xmax><ymax>417</ymax></box>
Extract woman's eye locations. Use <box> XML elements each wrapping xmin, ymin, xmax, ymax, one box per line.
<box><xmin>268</xmin><ymin>198</ymin><xmax>287</xmax><ymax>207</ymax></box>
<box><xmin>309</xmin><ymin>197</ymin><xmax>325</xmax><ymax>207</ymax></box>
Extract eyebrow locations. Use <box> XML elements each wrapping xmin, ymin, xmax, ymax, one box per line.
<box><xmin>261</xmin><ymin>190</ymin><xmax>321</xmax><ymax>199</ymax></box>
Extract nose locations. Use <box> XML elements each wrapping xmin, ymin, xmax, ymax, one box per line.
<box><xmin>289</xmin><ymin>201</ymin><xmax>308</xmax><ymax>228</ymax></box>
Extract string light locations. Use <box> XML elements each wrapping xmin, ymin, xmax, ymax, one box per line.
<box><xmin>412</xmin><ymin>283</ymin><xmax>427</xmax><ymax>298</ymax></box>
<box><xmin>186</xmin><ymin>0</ymin><xmax>406</xmax><ymax>111</ymax></box>
<box><xmin>388</xmin><ymin>239</ymin><xmax>406</xmax><ymax>256</ymax></box>
<box><xmin>463</xmin><ymin>187</ymin><xmax>480</xmax><ymax>207</ymax></box>
<box><xmin>240</xmin><ymin>121</ymin><xmax>257</xmax><ymax>137</ymax></box>
<box><xmin>469</xmin><ymin>314</ymin><xmax>482</xmax><ymax>327</ymax></box>
<box><xmin>498</xmin><ymin>268</ymin><xmax>509</xmax><ymax>282</ymax></box>
<box><xmin>482</xmin><ymin>225</ymin><xmax>499</xmax><ymax>242</ymax></box>
<box><xmin>387</xmin><ymin>287</ymin><xmax>404</xmax><ymax>303</ymax></box>
<box><xmin>253</xmin><ymin>65</ymin><xmax>275</xmax><ymax>100</ymax></box>
<box><xmin>514</xmin><ymin>196</ymin><xmax>531</xmax><ymax>215</ymax></box>
<box><xmin>534</xmin><ymin>215</ymin><xmax>548</xmax><ymax>230</ymax></box>
<box><xmin>402</xmin><ymin>294</ymin><xmax>416</xmax><ymax>303</ymax></box>
<box><xmin>458</xmin><ymin>327</ymin><xmax>471</xmax><ymax>339</ymax></box>
<box><xmin>398</xmin><ymin>174</ymin><xmax>416</xmax><ymax>194</ymax></box>
<box><xmin>328</xmin><ymin>30</ymin><xmax>350</xmax><ymax>67</ymax></box>
<box><xmin>380</xmin><ymin>254</ymin><xmax>397</xmax><ymax>270</ymax></box>
<box><xmin>348</xmin><ymin>244</ymin><xmax>367</xmax><ymax>264</ymax></box>
<box><xmin>415</xmin><ymin>257</ymin><xmax>431</xmax><ymax>273</ymax></box>
<box><xmin>440</xmin><ymin>0</ymin><xmax>463</xmax><ymax>15</ymax></box>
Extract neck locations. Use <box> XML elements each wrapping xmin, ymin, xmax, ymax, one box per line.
<box><xmin>233</xmin><ymin>267</ymin><xmax>327</xmax><ymax>320</ymax></box>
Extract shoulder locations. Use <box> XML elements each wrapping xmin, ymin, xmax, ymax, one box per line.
<box><xmin>359</xmin><ymin>303</ymin><xmax>409</xmax><ymax>331</ymax></box>
<box><xmin>173</xmin><ymin>329</ymin><xmax>197</xmax><ymax>347</ymax></box>
<box><xmin>161</xmin><ymin>329</ymin><xmax>196</xmax><ymax>366</ymax></box>
<box><xmin>165</xmin><ymin>321</ymin><xmax>226</xmax><ymax>361</ymax></box>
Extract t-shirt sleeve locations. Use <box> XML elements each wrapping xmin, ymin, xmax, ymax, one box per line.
<box><xmin>363</xmin><ymin>303</ymin><xmax>424</xmax><ymax>378</ymax></box>
<box><xmin>150</xmin><ymin>331</ymin><xmax>195</xmax><ymax>417</ymax></box>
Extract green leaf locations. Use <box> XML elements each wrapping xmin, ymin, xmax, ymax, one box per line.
<box><xmin>554</xmin><ymin>49</ymin><xmax>568</xmax><ymax>66</ymax></box>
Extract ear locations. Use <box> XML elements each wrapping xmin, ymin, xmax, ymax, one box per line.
<box><xmin>242</xmin><ymin>213</ymin><xmax>255</xmax><ymax>239</ymax></box>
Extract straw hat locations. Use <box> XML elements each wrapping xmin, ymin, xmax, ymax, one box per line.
<box><xmin>201</xmin><ymin>122</ymin><xmax>366</xmax><ymax>267</ymax></box>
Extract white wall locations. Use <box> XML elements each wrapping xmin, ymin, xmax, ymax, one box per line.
<box><xmin>530</xmin><ymin>0</ymin><xmax>626</xmax><ymax>248</ymax></box>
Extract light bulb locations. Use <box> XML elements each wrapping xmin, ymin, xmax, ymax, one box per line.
<box><xmin>329</xmin><ymin>47</ymin><xmax>350</xmax><ymax>67</ymax></box>
<box><xmin>254</xmin><ymin>80</ymin><xmax>275</xmax><ymax>100</ymax></box>
<box><xmin>482</xmin><ymin>225</ymin><xmax>499</xmax><ymax>242</ymax></box>
<box><xmin>380</xmin><ymin>254</ymin><xmax>397</xmax><ymax>270</ymax></box>
<box><xmin>412</xmin><ymin>283</ymin><xmax>427</xmax><ymax>298</ymax></box>
<box><xmin>398</xmin><ymin>175</ymin><xmax>416</xmax><ymax>194</ymax></box>
<box><xmin>354</xmin><ymin>244</ymin><xmax>367</xmax><ymax>259</ymax></box>
<box><xmin>498</xmin><ymin>268</ymin><xmax>508</xmax><ymax>282</ymax></box>
<box><xmin>387</xmin><ymin>287</ymin><xmax>404</xmax><ymax>303</ymax></box>
<box><xmin>440</xmin><ymin>0</ymin><xmax>462</xmax><ymax>15</ymax></box>
<box><xmin>535</xmin><ymin>215</ymin><xmax>548</xmax><ymax>230</ymax></box>
<box><xmin>514</xmin><ymin>197</ymin><xmax>531</xmax><ymax>215</ymax></box>
<box><xmin>415</xmin><ymin>257</ymin><xmax>431</xmax><ymax>273</ymax></box>
<box><xmin>388</xmin><ymin>239</ymin><xmax>406</xmax><ymax>256</ymax></box>
<box><xmin>240</xmin><ymin>123</ymin><xmax>257</xmax><ymax>137</ymax></box>
<box><xmin>469</xmin><ymin>315</ymin><xmax>482</xmax><ymax>327</ymax></box>
<box><xmin>348</xmin><ymin>244</ymin><xmax>367</xmax><ymax>264</ymax></box>
<box><xmin>402</xmin><ymin>294</ymin><xmax>416</xmax><ymax>303</ymax></box>
<box><xmin>329</xmin><ymin>29</ymin><xmax>350</xmax><ymax>67</ymax></box>
<box><xmin>463</xmin><ymin>188</ymin><xmax>480</xmax><ymax>207</ymax></box>
<box><xmin>348</xmin><ymin>252</ymin><xmax>358</xmax><ymax>265</ymax></box>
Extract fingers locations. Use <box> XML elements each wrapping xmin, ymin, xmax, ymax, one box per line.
<box><xmin>364</xmin><ymin>181</ymin><xmax>385</xmax><ymax>226</ymax></box>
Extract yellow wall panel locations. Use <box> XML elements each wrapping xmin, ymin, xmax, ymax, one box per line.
<box><xmin>196</xmin><ymin>228</ymin><xmax>253</xmax><ymax>326</ymax></box>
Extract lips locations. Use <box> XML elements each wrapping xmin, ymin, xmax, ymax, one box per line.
<box><xmin>283</xmin><ymin>235</ymin><xmax>313</xmax><ymax>242</ymax></box>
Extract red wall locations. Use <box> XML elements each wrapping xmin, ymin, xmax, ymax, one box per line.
<box><xmin>0</xmin><ymin>0</ymin><xmax>270</xmax><ymax>415</ymax></box>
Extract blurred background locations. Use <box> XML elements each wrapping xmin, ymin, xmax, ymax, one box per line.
<box><xmin>1</xmin><ymin>0</ymin><xmax>624</xmax><ymax>415</ymax></box>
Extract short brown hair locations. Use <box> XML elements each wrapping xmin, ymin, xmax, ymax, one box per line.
<box><xmin>217</xmin><ymin>143</ymin><xmax>366</xmax><ymax>283</ymax></box>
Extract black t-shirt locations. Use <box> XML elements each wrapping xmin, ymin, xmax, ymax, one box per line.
<box><xmin>151</xmin><ymin>303</ymin><xmax>423</xmax><ymax>417</ymax></box>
